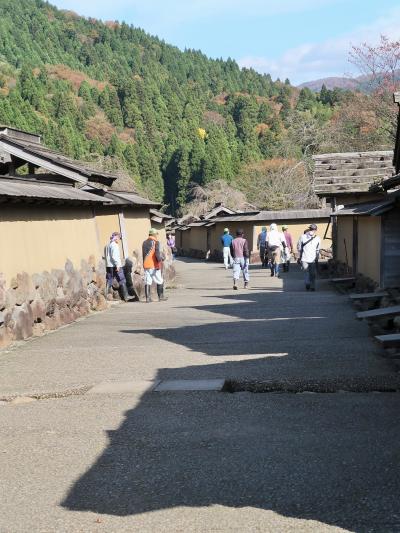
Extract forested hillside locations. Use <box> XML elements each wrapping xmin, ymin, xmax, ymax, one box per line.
<box><xmin>0</xmin><ymin>0</ymin><xmax>395</xmax><ymax>212</ymax></box>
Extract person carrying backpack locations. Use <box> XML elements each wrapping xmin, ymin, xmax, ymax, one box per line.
<box><xmin>297</xmin><ymin>224</ymin><xmax>320</xmax><ymax>291</ymax></box>
<box><xmin>142</xmin><ymin>228</ymin><xmax>167</xmax><ymax>302</ymax></box>
<box><xmin>266</xmin><ymin>223</ymin><xmax>287</xmax><ymax>278</ymax></box>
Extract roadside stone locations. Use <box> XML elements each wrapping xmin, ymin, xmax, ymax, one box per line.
<box><xmin>5</xmin><ymin>289</ymin><xmax>16</xmax><ymax>310</ymax></box>
<box><xmin>59</xmin><ymin>308</ymin><xmax>74</xmax><ymax>325</ymax></box>
<box><xmin>39</xmin><ymin>272</ymin><xmax>58</xmax><ymax>302</ymax></box>
<box><xmin>30</xmin><ymin>297</ymin><xmax>46</xmax><ymax>324</ymax></box>
<box><xmin>93</xmin><ymin>293</ymin><xmax>107</xmax><ymax>311</ymax></box>
<box><xmin>14</xmin><ymin>272</ymin><xmax>35</xmax><ymax>305</ymax></box>
<box><xmin>51</xmin><ymin>269</ymin><xmax>66</xmax><ymax>288</ymax></box>
<box><xmin>32</xmin><ymin>323</ymin><xmax>46</xmax><ymax>337</ymax></box>
<box><xmin>0</xmin><ymin>325</ymin><xmax>12</xmax><ymax>349</ymax></box>
<box><xmin>95</xmin><ymin>272</ymin><xmax>105</xmax><ymax>290</ymax></box>
<box><xmin>9</xmin><ymin>277</ymin><xmax>18</xmax><ymax>290</ymax></box>
<box><xmin>65</xmin><ymin>259</ymin><xmax>74</xmax><ymax>275</ymax></box>
<box><xmin>11</xmin><ymin>303</ymin><xmax>33</xmax><ymax>340</ymax></box>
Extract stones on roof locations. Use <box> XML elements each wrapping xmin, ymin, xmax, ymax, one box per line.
<box><xmin>312</xmin><ymin>151</ymin><xmax>395</xmax><ymax>196</ymax></box>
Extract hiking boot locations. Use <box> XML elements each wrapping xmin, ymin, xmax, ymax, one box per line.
<box><xmin>119</xmin><ymin>282</ymin><xmax>130</xmax><ymax>302</ymax></box>
<box><xmin>157</xmin><ymin>284</ymin><xmax>168</xmax><ymax>301</ymax></box>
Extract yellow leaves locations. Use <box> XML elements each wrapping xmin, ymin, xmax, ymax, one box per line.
<box><xmin>197</xmin><ymin>127</ymin><xmax>207</xmax><ymax>140</ymax></box>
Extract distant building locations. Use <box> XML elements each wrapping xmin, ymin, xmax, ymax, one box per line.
<box><xmin>175</xmin><ymin>205</ymin><xmax>332</xmax><ymax>260</ymax></box>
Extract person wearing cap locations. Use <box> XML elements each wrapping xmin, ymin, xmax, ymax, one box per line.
<box><xmin>297</xmin><ymin>223</ymin><xmax>321</xmax><ymax>291</ymax></box>
<box><xmin>230</xmin><ymin>228</ymin><xmax>250</xmax><ymax>289</ymax></box>
<box><xmin>105</xmin><ymin>232</ymin><xmax>129</xmax><ymax>301</ymax></box>
<box><xmin>142</xmin><ymin>228</ymin><xmax>167</xmax><ymax>302</ymax></box>
<box><xmin>220</xmin><ymin>227</ymin><xmax>233</xmax><ymax>269</ymax></box>
<box><xmin>266</xmin><ymin>223</ymin><xmax>287</xmax><ymax>278</ymax></box>
<box><xmin>257</xmin><ymin>226</ymin><xmax>268</xmax><ymax>268</ymax></box>
<box><xmin>281</xmin><ymin>225</ymin><xmax>293</xmax><ymax>272</ymax></box>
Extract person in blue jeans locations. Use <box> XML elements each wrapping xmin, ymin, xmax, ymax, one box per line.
<box><xmin>220</xmin><ymin>228</ymin><xmax>233</xmax><ymax>269</ymax></box>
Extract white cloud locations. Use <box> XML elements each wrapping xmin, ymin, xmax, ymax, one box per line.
<box><xmin>238</xmin><ymin>6</ymin><xmax>400</xmax><ymax>84</ymax></box>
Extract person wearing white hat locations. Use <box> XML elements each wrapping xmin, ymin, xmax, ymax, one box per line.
<box><xmin>266</xmin><ymin>223</ymin><xmax>287</xmax><ymax>278</ymax></box>
<box><xmin>297</xmin><ymin>223</ymin><xmax>320</xmax><ymax>291</ymax></box>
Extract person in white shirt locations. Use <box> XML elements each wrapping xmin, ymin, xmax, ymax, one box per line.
<box><xmin>105</xmin><ymin>232</ymin><xmax>129</xmax><ymax>301</ymax></box>
<box><xmin>297</xmin><ymin>224</ymin><xmax>321</xmax><ymax>291</ymax></box>
<box><xmin>266</xmin><ymin>223</ymin><xmax>287</xmax><ymax>278</ymax></box>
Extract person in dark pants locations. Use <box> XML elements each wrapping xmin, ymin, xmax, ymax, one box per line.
<box><xmin>297</xmin><ymin>224</ymin><xmax>321</xmax><ymax>291</ymax></box>
<box><xmin>105</xmin><ymin>232</ymin><xmax>129</xmax><ymax>301</ymax></box>
<box><xmin>257</xmin><ymin>226</ymin><xmax>268</xmax><ymax>267</ymax></box>
<box><xmin>282</xmin><ymin>225</ymin><xmax>293</xmax><ymax>272</ymax></box>
<box><xmin>230</xmin><ymin>229</ymin><xmax>250</xmax><ymax>290</ymax></box>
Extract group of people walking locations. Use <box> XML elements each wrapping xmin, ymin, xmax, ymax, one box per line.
<box><xmin>221</xmin><ymin>223</ymin><xmax>320</xmax><ymax>291</ymax></box>
<box><xmin>104</xmin><ymin>221</ymin><xmax>321</xmax><ymax>303</ymax></box>
<box><xmin>105</xmin><ymin>228</ymin><xmax>169</xmax><ymax>304</ymax></box>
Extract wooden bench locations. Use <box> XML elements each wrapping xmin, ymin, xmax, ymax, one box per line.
<box><xmin>375</xmin><ymin>333</ymin><xmax>400</xmax><ymax>348</ymax></box>
<box><xmin>349</xmin><ymin>291</ymin><xmax>387</xmax><ymax>301</ymax></box>
<box><xmin>356</xmin><ymin>305</ymin><xmax>400</xmax><ymax>321</ymax></box>
<box><xmin>331</xmin><ymin>277</ymin><xmax>355</xmax><ymax>283</ymax></box>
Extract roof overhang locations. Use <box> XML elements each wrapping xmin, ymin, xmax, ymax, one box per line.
<box><xmin>0</xmin><ymin>136</ymin><xmax>116</xmax><ymax>186</ymax></box>
<box><xmin>333</xmin><ymin>198</ymin><xmax>396</xmax><ymax>217</ymax></box>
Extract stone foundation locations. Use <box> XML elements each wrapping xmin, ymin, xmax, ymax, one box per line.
<box><xmin>0</xmin><ymin>250</ymin><xmax>175</xmax><ymax>350</ymax></box>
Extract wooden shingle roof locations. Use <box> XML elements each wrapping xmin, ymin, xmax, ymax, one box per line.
<box><xmin>312</xmin><ymin>151</ymin><xmax>394</xmax><ymax>196</ymax></box>
<box><xmin>0</xmin><ymin>177</ymin><xmax>111</xmax><ymax>205</ymax></box>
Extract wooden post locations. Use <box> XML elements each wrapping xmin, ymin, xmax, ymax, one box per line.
<box><xmin>118</xmin><ymin>211</ymin><xmax>129</xmax><ymax>259</ymax></box>
<box><xmin>393</xmin><ymin>92</ymin><xmax>400</xmax><ymax>174</ymax></box>
<box><xmin>331</xmin><ymin>197</ymin><xmax>338</xmax><ymax>260</ymax></box>
<box><xmin>352</xmin><ymin>216</ymin><xmax>358</xmax><ymax>275</ymax></box>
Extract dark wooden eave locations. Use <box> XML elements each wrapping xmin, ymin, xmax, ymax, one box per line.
<box><xmin>0</xmin><ymin>134</ymin><xmax>117</xmax><ymax>186</ymax></box>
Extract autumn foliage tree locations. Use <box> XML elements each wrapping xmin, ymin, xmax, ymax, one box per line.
<box><xmin>348</xmin><ymin>35</ymin><xmax>400</xmax><ymax>142</ymax></box>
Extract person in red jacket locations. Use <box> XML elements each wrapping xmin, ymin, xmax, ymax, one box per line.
<box><xmin>142</xmin><ymin>228</ymin><xmax>166</xmax><ymax>303</ymax></box>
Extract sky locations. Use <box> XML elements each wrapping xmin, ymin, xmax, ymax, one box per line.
<box><xmin>50</xmin><ymin>0</ymin><xmax>400</xmax><ymax>85</ymax></box>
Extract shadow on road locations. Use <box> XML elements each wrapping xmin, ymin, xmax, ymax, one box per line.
<box><xmin>61</xmin><ymin>357</ymin><xmax>400</xmax><ymax>531</ymax></box>
<box><xmin>61</xmin><ymin>264</ymin><xmax>400</xmax><ymax>531</ymax></box>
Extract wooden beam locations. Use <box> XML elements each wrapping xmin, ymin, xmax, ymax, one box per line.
<box><xmin>356</xmin><ymin>305</ymin><xmax>400</xmax><ymax>321</ymax></box>
<box><xmin>0</xmin><ymin>140</ymin><xmax>88</xmax><ymax>184</ymax></box>
<box><xmin>349</xmin><ymin>292</ymin><xmax>387</xmax><ymax>300</ymax></box>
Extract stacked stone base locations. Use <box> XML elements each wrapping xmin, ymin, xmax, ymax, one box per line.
<box><xmin>0</xmin><ymin>251</ymin><xmax>176</xmax><ymax>350</ymax></box>
<box><xmin>0</xmin><ymin>257</ymin><xmax>108</xmax><ymax>350</ymax></box>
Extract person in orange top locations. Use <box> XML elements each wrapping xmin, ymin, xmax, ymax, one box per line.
<box><xmin>142</xmin><ymin>228</ymin><xmax>166</xmax><ymax>303</ymax></box>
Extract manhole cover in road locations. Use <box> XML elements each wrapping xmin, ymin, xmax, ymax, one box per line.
<box><xmin>153</xmin><ymin>379</ymin><xmax>226</xmax><ymax>392</ymax></box>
